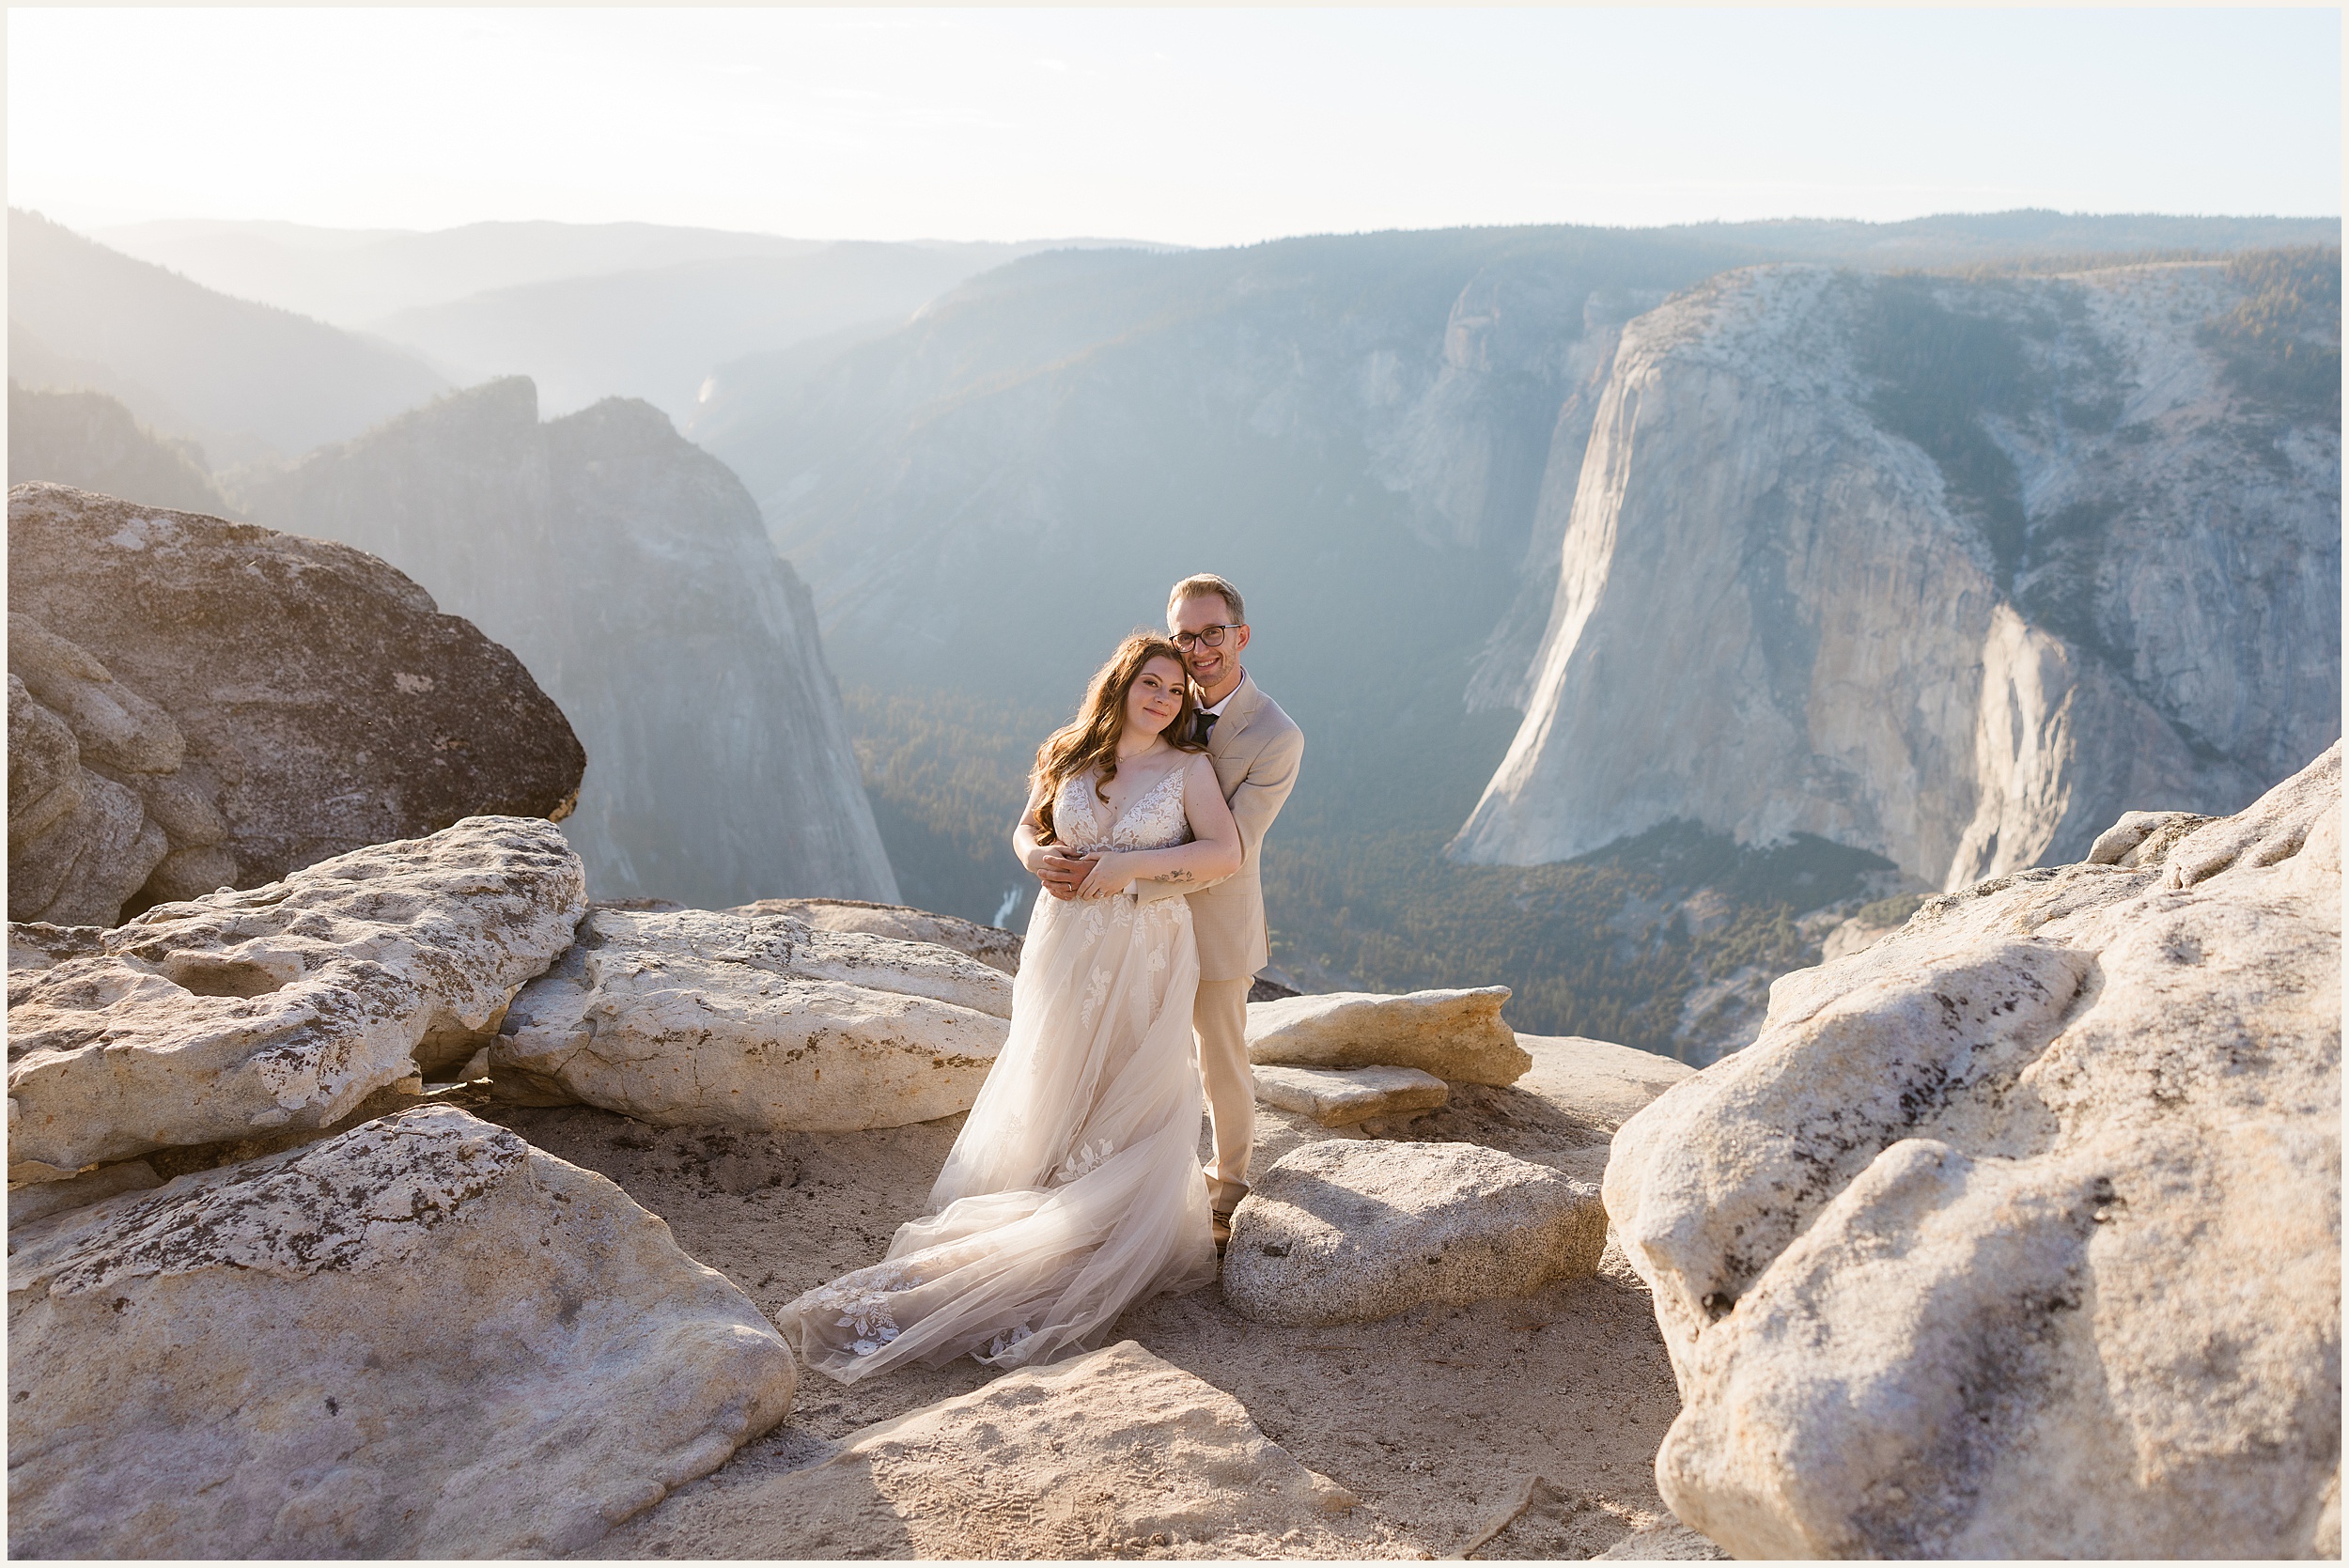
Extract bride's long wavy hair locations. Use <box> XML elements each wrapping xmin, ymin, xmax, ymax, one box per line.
<box><xmin>1030</xmin><ymin>631</ymin><xmax>1203</xmax><ymax>846</ymax></box>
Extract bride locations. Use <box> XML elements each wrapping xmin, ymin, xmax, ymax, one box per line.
<box><xmin>779</xmin><ymin>632</ymin><xmax>1243</xmax><ymax>1382</ymax></box>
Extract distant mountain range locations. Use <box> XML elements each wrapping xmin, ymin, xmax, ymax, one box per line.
<box><xmin>8</xmin><ymin>210</ymin><xmax>446</xmax><ymax>465</ymax></box>
<box><xmin>10</xmin><ymin>205</ymin><xmax>2337</xmax><ymax>1058</ymax></box>
<box><xmin>88</xmin><ymin>217</ymin><xmax>1179</xmax><ymax>421</ymax></box>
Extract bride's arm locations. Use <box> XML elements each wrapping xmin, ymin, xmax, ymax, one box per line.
<box><xmin>1015</xmin><ymin>777</ymin><xmax>1097</xmax><ymax>902</ymax></box>
<box><xmin>1075</xmin><ymin>756</ymin><xmax>1242</xmax><ymax>898</ymax></box>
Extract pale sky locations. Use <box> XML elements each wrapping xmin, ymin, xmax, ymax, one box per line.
<box><xmin>8</xmin><ymin>7</ymin><xmax>2340</xmax><ymax>244</ymax></box>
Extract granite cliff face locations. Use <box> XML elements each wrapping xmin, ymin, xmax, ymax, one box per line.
<box><xmin>1455</xmin><ymin>258</ymin><xmax>2341</xmax><ymax>891</ymax></box>
<box><xmin>238</xmin><ymin>379</ymin><xmax>897</xmax><ymax>908</ymax></box>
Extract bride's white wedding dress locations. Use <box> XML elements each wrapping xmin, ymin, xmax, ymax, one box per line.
<box><xmin>778</xmin><ymin>765</ymin><xmax>1218</xmax><ymax>1382</ymax></box>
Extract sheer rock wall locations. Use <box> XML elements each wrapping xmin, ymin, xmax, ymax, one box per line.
<box><xmin>1455</xmin><ymin>261</ymin><xmax>2341</xmax><ymax>891</ymax></box>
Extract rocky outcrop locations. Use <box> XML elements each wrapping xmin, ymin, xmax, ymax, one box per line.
<box><xmin>1603</xmin><ymin>744</ymin><xmax>2341</xmax><ymax>1558</ymax></box>
<box><xmin>1252</xmin><ymin>1063</ymin><xmax>1450</xmax><ymax>1127</ymax></box>
<box><xmin>731</xmin><ymin>895</ymin><xmax>1022</xmax><ymax>973</ymax></box>
<box><xmin>490</xmin><ymin>907</ymin><xmax>1011</xmax><ymax>1131</ymax></box>
<box><xmin>8</xmin><ymin>615</ymin><xmax>236</xmax><ymax>924</ymax></box>
<box><xmin>601</xmin><ymin>1339</ymin><xmax>1375</xmax><ymax>1559</ymax></box>
<box><xmin>7</xmin><ymin>816</ymin><xmax>585</xmax><ymax>1180</ymax></box>
<box><xmin>236</xmin><ymin>379</ymin><xmax>897</xmax><ymax>908</ymax></box>
<box><xmin>1222</xmin><ymin>1140</ymin><xmax>1608</xmax><ymax>1327</ymax></box>
<box><xmin>8</xmin><ymin>484</ymin><xmax>583</xmax><ymax>909</ymax></box>
<box><xmin>7</xmin><ymin>1105</ymin><xmax>795</xmax><ymax>1558</ymax></box>
<box><xmin>1512</xmin><ymin>1034</ymin><xmax>1696</xmax><ymax>1133</ymax></box>
<box><xmin>1248</xmin><ymin>987</ymin><xmax>1531</xmax><ymax>1085</ymax></box>
<box><xmin>1457</xmin><ymin>259</ymin><xmax>2341</xmax><ymax>893</ymax></box>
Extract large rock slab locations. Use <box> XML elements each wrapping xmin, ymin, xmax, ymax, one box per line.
<box><xmin>1252</xmin><ymin>1063</ymin><xmax>1449</xmax><ymax>1127</ymax></box>
<box><xmin>8</xmin><ymin>482</ymin><xmax>584</xmax><ymax>894</ymax></box>
<box><xmin>1604</xmin><ymin>744</ymin><xmax>2342</xmax><ymax>1559</ymax></box>
<box><xmin>7</xmin><ymin>1105</ymin><xmax>795</xmax><ymax>1558</ymax></box>
<box><xmin>732</xmin><ymin>895</ymin><xmax>1024</xmax><ymax>974</ymax></box>
<box><xmin>7</xmin><ymin>815</ymin><xmax>585</xmax><ymax>1180</ymax></box>
<box><xmin>600</xmin><ymin>1339</ymin><xmax>1379</xmax><ymax>1559</ymax></box>
<box><xmin>1222</xmin><ymin>1140</ymin><xmax>1608</xmax><ymax>1327</ymax></box>
<box><xmin>1513</xmin><ymin>1033</ymin><xmax>1694</xmax><ymax>1133</ymax></box>
<box><xmin>1247</xmin><ymin>986</ymin><xmax>1531</xmax><ymax>1086</ymax></box>
<box><xmin>491</xmin><ymin>907</ymin><xmax>1014</xmax><ymax>1131</ymax></box>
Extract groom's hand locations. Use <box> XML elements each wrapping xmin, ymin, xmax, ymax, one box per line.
<box><xmin>1033</xmin><ymin>847</ymin><xmax>1098</xmax><ymax>901</ymax></box>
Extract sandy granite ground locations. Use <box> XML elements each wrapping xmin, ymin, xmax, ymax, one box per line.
<box><xmin>482</xmin><ymin>1077</ymin><xmax>1698</xmax><ymax>1560</ymax></box>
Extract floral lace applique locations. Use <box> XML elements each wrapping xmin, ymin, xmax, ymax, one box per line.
<box><xmin>1079</xmin><ymin>965</ymin><xmax>1112</xmax><ymax>1029</ymax></box>
<box><xmin>983</xmin><ymin>1324</ymin><xmax>1035</xmax><ymax>1360</ymax></box>
<box><xmin>1055</xmin><ymin>1137</ymin><xmax>1114</xmax><ymax>1184</ymax></box>
<box><xmin>799</xmin><ymin>1263</ymin><xmax>916</xmax><ymax>1357</ymax></box>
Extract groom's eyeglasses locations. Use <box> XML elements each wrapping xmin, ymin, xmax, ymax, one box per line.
<box><xmin>1173</xmin><ymin>625</ymin><xmax>1242</xmax><ymax>650</ymax></box>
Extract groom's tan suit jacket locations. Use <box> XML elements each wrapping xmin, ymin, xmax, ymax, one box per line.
<box><xmin>1135</xmin><ymin>673</ymin><xmax>1304</xmax><ymax>983</ymax></box>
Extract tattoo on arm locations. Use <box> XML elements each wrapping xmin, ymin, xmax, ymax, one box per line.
<box><xmin>1160</xmin><ymin>869</ymin><xmax>1195</xmax><ymax>883</ymax></box>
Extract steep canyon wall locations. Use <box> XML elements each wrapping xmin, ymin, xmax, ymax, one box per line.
<box><xmin>1455</xmin><ymin>259</ymin><xmax>2341</xmax><ymax>891</ymax></box>
<box><xmin>239</xmin><ymin>379</ymin><xmax>898</xmax><ymax>908</ymax></box>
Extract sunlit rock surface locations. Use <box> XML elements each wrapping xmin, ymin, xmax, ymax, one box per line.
<box><xmin>601</xmin><ymin>1340</ymin><xmax>1374</xmax><ymax>1559</ymax></box>
<box><xmin>7</xmin><ymin>816</ymin><xmax>585</xmax><ymax>1179</ymax></box>
<box><xmin>1247</xmin><ymin>986</ymin><xmax>1532</xmax><ymax>1086</ymax></box>
<box><xmin>1224</xmin><ymin>1139</ymin><xmax>1608</xmax><ymax>1327</ymax></box>
<box><xmin>7</xmin><ymin>1105</ymin><xmax>794</xmax><ymax>1558</ymax></box>
<box><xmin>1604</xmin><ymin>745</ymin><xmax>2341</xmax><ymax>1558</ymax></box>
<box><xmin>491</xmin><ymin>906</ymin><xmax>1011</xmax><ymax>1130</ymax></box>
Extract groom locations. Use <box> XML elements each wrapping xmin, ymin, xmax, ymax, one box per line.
<box><xmin>1143</xmin><ymin>576</ymin><xmax>1303</xmax><ymax>1245</ymax></box>
<box><xmin>1028</xmin><ymin>574</ymin><xmax>1302</xmax><ymax>1246</ymax></box>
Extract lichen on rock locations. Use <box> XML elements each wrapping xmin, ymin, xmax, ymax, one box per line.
<box><xmin>1604</xmin><ymin>742</ymin><xmax>2342</xmax><ymax>1558</ymax></box>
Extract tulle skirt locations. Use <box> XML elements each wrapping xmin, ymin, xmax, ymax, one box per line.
<box><xmin>778</xmin><ymin>888</ymin><xmax>1218</xmax><ymax>1382</ymax></box>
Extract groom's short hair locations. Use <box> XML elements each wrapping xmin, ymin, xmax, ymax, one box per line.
<box><xmin>1168</xmin><ymin>573</ymin><xmax>1246</xmax><ymax>626</ymax></box>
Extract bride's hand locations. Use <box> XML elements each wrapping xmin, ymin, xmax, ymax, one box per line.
<box><xmin>1075</xmin><ymin>852</ymin><xmax>1136</xmax><ymax>901</ymax></box>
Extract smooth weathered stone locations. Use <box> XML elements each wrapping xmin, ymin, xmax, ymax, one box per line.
<box><xmin>1604</xmin><ymin>744</ymin><xmax>2342</xmax><ymax>1560</ymax></box>
<box><xmin>1513</xmin><ymin>1034</ymin><xmax>1694</xmax><ymax>1133</ymax></box>
<box><xmin>1252</xmin><ymin>1063</ymin><xmax>1449</xmax><ymax>1127</ymax></box>
<box><xmin>7</xmin><ymin>675</ymin><xmax>167</xmax><ymax>927</ymax></box>
<box><xmin>599</xmin><ymin>1340</ymin><xmax>1369</xmax><ymax>1560</ymax></box>
<box><xmin>6</xmin><ymin>1158</ymin><xmax>161</xmax><ymax>1231</ymax></box>
<box><xmin>491</xmin><ymin>907</ymin><xmax>1013</xmax><ymax>1131</ymax></box>
<box><xmin>1222</xmin><ymin>1140</ymin><xmax>1608</xmax><ymax>1327</ymax></box>
<box><xmin>8</xmin><ymin>482</ymin><xmax>584</xmax><ymax>893</ymax></box>
<box><xmin>731</xmin><ymin>895</ymin><xmax>1024</xmax><ymax>974</ymax></box>
<box><xmin>7</xmin><ymin>1106</ymin><xmax>795</xmax><ymax>1558</ymax></box>
<box><xmin>7</xmin><ymin>815</ymin><xmax>586</xmax><ymax>1179</ymax></box>
<box><xmin>1247</xmin><ymin>986</ymin><xmax>1531</xmax><ymax>1086</ymax></box>
<box><xmin>2086</xmin><ymin>809</ymin><xmax>2216</xmax><ymax>868</ymax></box>
<box><xmin>7</xmin><ymin>613</ymin><xmax>253</xmax><ymax>924</ymax></box>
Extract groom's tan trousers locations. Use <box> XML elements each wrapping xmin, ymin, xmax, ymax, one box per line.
<box><xmin>1194</xmin><ymin>977</ymin><xmax>1255</xmax><ymax>1213</ymax></box>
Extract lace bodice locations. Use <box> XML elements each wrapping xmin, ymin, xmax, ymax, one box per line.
<box><xmin>1054</xmin><ymin>764</ymin><xmax>1192</xmax><ymax>854</ymax></box>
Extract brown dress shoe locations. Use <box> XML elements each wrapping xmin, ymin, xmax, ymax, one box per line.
<box><xmin>1211</xmin><ymin>1212</ymin><xmax>1233</xmax><ymax>1255</ymax></box>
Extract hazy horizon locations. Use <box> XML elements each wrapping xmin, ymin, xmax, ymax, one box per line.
<box><xmin>10</xmin><ymin>8</ymin><xmax>2339</xmax><ymax>244</ymax></box>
